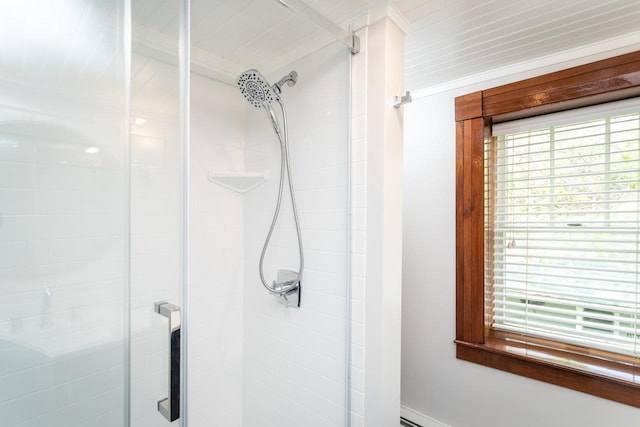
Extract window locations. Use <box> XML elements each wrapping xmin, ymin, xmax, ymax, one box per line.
<box><xmin>490</xmin><ymin>100</ymin><xmax>640</xmax><ymax>357</ymax></box>
<box><xmin>455</xmin><ymin>51</ymin><xmax>640</xmax><ymax>407</ymax></box>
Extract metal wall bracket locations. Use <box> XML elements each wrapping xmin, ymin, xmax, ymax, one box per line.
<box><xmin>351</xmin><ymin>33</ymin><xmax>360</xmax><ymax>55</ymax></box>
<box><xmin>274</xmin><ymin>0</ymin><xmax>360</xmax><ymax>56</ymax></box>
<box><xmin>393</xmin><ymin>91</ymin><xmax>412</xmax><ymax>108</ymax></box>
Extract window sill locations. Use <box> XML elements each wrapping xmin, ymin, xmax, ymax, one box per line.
<box><xmin>455</xmin><ymin>333</ymin><xmax>640</xmax><ymax>408</ymax></box>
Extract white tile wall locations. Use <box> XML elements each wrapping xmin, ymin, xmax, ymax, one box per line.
<box><xmin>242</xmin><ymin>42</ymin><xmax>351</xmax><ymax>427</ymax></box>
<box><xmin>350</xmin><ymin>25</ymin><xmax>368</xmax><ymax>427</ymax></box>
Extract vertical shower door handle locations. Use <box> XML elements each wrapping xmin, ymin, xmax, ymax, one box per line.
<box><xmin>154</xmin><ymin>301</ymin><xmax>181</xmax><ymax>422</ymax></box>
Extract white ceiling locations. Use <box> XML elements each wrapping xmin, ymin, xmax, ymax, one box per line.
<box><xmin>131</xmin><ymin>0</ymin><xmax>640</xmax><ymax>91</ymax></box>
<box><xmin>398</xmin><ymin>0</ymin><xmax>640</xmax><ymax>91</ymax></box>
<box><xmin>3</xmin><ymin>0</ymin><xmax>639</xmax><ymax>98</ymax></box>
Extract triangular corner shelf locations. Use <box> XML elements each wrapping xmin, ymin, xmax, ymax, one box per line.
<box><xmin>207</xmin><ymin>170</ymin><xmax>269</xmax><ymax>193</ymax></box>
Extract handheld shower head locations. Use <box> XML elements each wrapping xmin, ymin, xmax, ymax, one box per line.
<box><xmin>237</xmin><ymin>69</ymin><xmax>279</xmax><ymax>109</ymax></box>
<box><xmin>237</xmin><ymin>69</ymin><xmax>299</xmax><ymax>107</ymax></box>
<box><xmin>237</xmin><ymin>68</ymin><xmax>304</xmax><ymax>306</ymax></box>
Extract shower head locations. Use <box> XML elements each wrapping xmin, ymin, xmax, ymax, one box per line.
<box><xmin>237</xmin><ymin>69</ymin><xmax>279</xmax><ymax>109</ymax></box>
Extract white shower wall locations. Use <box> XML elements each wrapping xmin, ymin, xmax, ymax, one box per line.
<box><xmin>192</xmin><ymin>17</ymin><xmax>405</xmax><ymax>427</ymax></box>
<box><xmin>186</xmin><ymin>42</ymin><xmax>350</xmax><ymax>426</ymax></box>
<box><xmin>243</xmin><ymin>42</ymin><xmax>350</xmax><ymax>427</ymax></box>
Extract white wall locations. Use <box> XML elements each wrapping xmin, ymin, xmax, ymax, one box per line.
<box><xmin>401</xmin><ymin>41</ymin><xmax>640</xmax><ymax>427</ymax></box>
<box><xmin>352</xmin><ymin>17</ymin><xmax>405</xmax><ymax>427</ymax></box>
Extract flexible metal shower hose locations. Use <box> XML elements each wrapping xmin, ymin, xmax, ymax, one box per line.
<box><xmin>258</xmin><ymin>99</ymin><xmax>304</xmax><ymax>295</ymax></box>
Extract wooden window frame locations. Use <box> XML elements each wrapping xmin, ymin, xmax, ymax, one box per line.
<box><xmin>455</xmin><ymin>50</ymin><xmax>640</xmax><ymax>407</ymax></box>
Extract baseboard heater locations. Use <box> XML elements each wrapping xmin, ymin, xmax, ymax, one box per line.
<box><xmin>400</xmin><ymin>416</ymin><xmax>423</xmax><ymax>427</ymax></box>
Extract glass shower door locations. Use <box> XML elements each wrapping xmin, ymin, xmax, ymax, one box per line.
<box><xmin>0</xmin><ymin>0</ymin><xmax>132</xmax><ymax>425</ymax></box>
<box><xmin>130</xmin><ymin>0</ymin><xmax>187</xmax><ymax>425</ymax></box>
<box><xmin>0</xmin><ymin>0</ymin><xmax>187</xmax><ymax>426</ymax></box>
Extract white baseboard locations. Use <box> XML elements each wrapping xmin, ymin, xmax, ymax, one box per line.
<box><xmin>401</xmin><ymin>405</ymin><xmax>450</xmax><ymax>427</ymax></box>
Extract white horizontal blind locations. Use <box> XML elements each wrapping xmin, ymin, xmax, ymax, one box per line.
<box><xmin>486</xmin><ymin>99</ymin><xmax>640</xmax><ymax>357</ymax></box>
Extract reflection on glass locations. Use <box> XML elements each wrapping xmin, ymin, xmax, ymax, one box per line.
<box><xmin>0</xmin><ymin>1</ymin><xmax>128</xmax><ymax>425</ymax></box>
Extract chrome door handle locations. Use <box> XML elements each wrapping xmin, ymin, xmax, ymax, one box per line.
<box><xmin>154</xmin><ymin>301</ymin><xmax>181</xmax><ymax>422</ymax></box>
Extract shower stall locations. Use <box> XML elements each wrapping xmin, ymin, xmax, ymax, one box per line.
<box><xmin>0</xmin><ymin>1</ymin><xmax>356</xmax><ymax>426</ymax></box>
